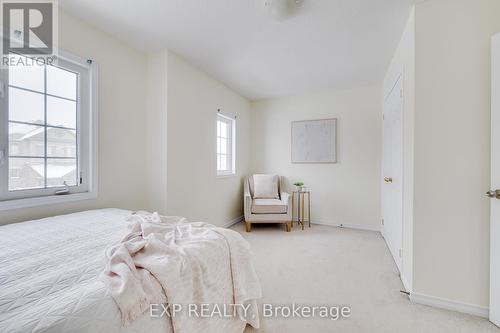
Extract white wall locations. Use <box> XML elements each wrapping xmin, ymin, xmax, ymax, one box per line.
<box><xmin>383</xmin><ymin>7</ymin><xmax>415</xmax><ymax>292</ymax></box>
<box><xmin>145</xmin><ymin>51</ymin><xmax>169</xmax><ymax>214</ymax></box>
<box><xmin>251</xmin><ymin>85</ymin><xmax>382</xmax><ymax>230</ymax></box>
<box><xmin>0</xmin><ymin>14</ymin><xmax>251</xmax><ymax>227</ymax></box>
<box><xmin>166</xmin><ymin>52</ymin><xmax>251</xmax><ymax>226</ymax></box>
<box><xmin>0</xmin><ymin>10</ymin><xmax>149</xmax><ymax>225</ymax></box>
<box><xmin>413</xmin><ymin>0</ymin><xmax>500</xmax><ymax>308</ymax></box>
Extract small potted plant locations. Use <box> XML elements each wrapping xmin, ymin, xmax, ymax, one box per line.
<box><xmin>293</xmin><ymin>181</ymin><xmax>305</xmax><ymax>192</ymax></box>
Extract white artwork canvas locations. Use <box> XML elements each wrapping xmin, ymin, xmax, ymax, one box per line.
<box><xmin>291</xmin><ymin>118</ymin><xmax>337</xmax><ymax>163</ymax></box>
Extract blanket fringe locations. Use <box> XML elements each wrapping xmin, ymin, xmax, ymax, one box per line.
<box><xmin>121</xmin><ymin>296</ymin><xmax>164</xmax><ymax>327</ymax></box>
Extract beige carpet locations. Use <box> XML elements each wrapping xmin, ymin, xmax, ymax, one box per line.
<box><xmin>230</xmin><ymin>222</ymin><xmax>499</xmax><ymax>333</ymax></box>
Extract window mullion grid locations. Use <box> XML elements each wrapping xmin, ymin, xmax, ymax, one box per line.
<box><xmin>221</xmin><ymin>153</ymin><xmax>228</xmax><ymax>171</ymax></box>
<box><xmin>8</xmin><ymin>85</ymin><xmax>77</xmax><ymax>103</ymax></box>
<box><xmin>216</xmin><ymin>133</ymin><xmax>220</xmax><ymax>171</ymax></box>
<box><xmin>43</xmin><ymin>64</ymin><xmax>48</xmax><ymax>189</ymax></box>
<box><xmin>226</xmin><ymin>129</ymin><xmax>232</xmax><ymax>173</ymax></box>
<box><xmin>1</xmin><ymin>67</ymin><xmax>8</xmax><ymax>196</ymax></box>
<box><xmin>9</xmin><ymin>120</ymin><xmax>74</xmax><ymax>130</ymax></box>
<box><xmin>217</xmin><ymin>135</ymin><xmax>227</xmax><ymax>171</ymax></box>
<box><xmin>217</xmin><ymin>134</ymin><xmax>225</xmax><ymax>171</ymax></box>
<box><xmin>76</xmin><ymin>72</ymin><xmax>80</xmax><ymax>185</ymax></box>
<box><xmin>227</xmin><ymin>151</ymin><xmax>232</xmax><ymax>172</ymax></box>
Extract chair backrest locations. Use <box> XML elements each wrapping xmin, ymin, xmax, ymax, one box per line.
<box><xmin>247</xmin><ymin>174</ymin><xmax>281</xmax><ymax>199</ymax></box>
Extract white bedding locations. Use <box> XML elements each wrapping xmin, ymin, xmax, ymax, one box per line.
<box><xmin>0</xmin><ymin>209</ymin><xmax>171</xmax><ymax>333</ymax></box>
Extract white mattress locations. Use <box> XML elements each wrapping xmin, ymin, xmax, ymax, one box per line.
<box><xmin>0</xmin><ymin>209</ymin><xmax>172</xmax><ymax>333</ymax></box>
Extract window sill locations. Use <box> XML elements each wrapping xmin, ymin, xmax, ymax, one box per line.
<box><xmin>0</xmin><ymin>191</ymin><xmax>98</xmax><ymax>211</ymax></box>
<box><xmin>216</xmin><ymin>173</ymin><xmax>236</xmax><ymax>179</ymax></box>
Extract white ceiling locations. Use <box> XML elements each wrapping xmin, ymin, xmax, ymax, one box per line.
<box><xmin>59</xmin><ymin>0</ymin><xmax>413</xmax><ymax>101</ymax></box>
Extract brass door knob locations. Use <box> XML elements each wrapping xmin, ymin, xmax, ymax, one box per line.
<box><xmin>384</xmin><ymin>177</ymin><xmax>393</xmax><ymax>183</ymax></box>
<box><xmin>486</xmin><ymin>190</ymin><xmax>500</xmax><ymax>199</ymax></box>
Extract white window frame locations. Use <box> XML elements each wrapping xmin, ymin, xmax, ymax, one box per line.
<box><xmin>0</xmin><ymin>50</ymin><xmax>99</xmax><ymax>210</ymax></box>
<box><xmin>216</xmin><ymin>113</ymin><xmax>236</xmax><ymax>177</ymax></box>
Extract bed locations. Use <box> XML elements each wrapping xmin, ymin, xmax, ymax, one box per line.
<box><xmin>0</xmin><ymin>209</ymin><xmax>258</xmax><ymax>333</ymax></box>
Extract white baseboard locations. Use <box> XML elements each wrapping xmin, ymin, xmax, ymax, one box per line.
<box><xmin>410</xmin><ymin>292</ymin><xmax>489</xmax><ymax>318</ymax></box>
<box><xmin>306</xmin><ymin>219</ymin><xmax>380</xmax><ymax>232</ymax></box>
<box><xmin>223</xmin><ymin>215</ymin><xmax>244</xmax><ymax>228</ymax></box>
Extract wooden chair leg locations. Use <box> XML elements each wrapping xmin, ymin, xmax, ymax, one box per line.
<box><xmin>245</xmin><ymin>222</ymin><xmax>252</xmax><ymax>232</ymax></box>
<box><xmin>286</xmin><ymin>222</ymin><xmax>291</xmax><ymax>232</ymax></box>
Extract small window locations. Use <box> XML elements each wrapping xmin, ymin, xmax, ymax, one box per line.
<box><xmin>216</xmin><ymin>113</ymin><xmax>235</xmax><ymax>176</ymax></box>
<box><xmin>0</xmin><ymin>51</ymin><xmax>98</xmax><ymax>207</ymax></box>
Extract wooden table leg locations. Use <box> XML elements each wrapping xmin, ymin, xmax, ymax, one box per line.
<box><xmin>308</xmin><ymin>192</ymin><xmax>311</xmax><ymax>228</ymax></box>
<box><xmin>297</xmin><ymin>192</ymin><xmax>301</xmax><ymax>229</ymax></box>
<box><xmin>301</xmin><ymin>192</ymin><xmax>305</xmax><ymax>230</ymax></box>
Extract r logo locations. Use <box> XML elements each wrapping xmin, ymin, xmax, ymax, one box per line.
<box><xmin>2</xmin><ymin>1</ymin><xmax>53</xmax><ymax>55</ymax></box>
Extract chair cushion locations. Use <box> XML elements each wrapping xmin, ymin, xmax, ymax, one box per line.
<box><xmin>251</xmin><ymin>199</ymin><xmax>287</xmax><ymax>214</ymax></box>
<box><xmin>253</xmin><ymin>174</ymin><xmax>279</xmax><ymax>199</ymax></box>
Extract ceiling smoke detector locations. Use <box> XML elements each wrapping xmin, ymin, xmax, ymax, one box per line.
<box><xmin>264</xmin><ymin>0</ymin><xmax>303</xmax><ymax>21</ymax></box>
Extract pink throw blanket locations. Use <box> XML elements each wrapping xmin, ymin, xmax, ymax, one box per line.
<box><xmin>100</xmin><ymin>212</ymin><xmax>262</xmax><ymax>333</ymax></box>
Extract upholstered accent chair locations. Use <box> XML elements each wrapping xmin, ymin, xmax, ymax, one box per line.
<box><xmin>244</xmin><ymin>174</ymin><xmax>292</xmax><ymax>232</ymax></box>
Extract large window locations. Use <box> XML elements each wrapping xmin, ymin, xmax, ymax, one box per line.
<box><xmin>216</xmin><ymin>113</ymin><xmax>235</xmax><ymax>176</ymax></box>
<box><xmin>0</xmin><ymin>52</ymin><xmax>97</xmax><ymax>207</ymax></box>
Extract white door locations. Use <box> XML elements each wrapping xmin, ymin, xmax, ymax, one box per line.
<box><xmin>382</xmin><ymin>75</ymin><xmax>404</xmax><ymax>272</ymax></box>
<box><xmin>489</xmin><ymin>33</ymin><xmax>500</xmax><ymax>327</ymax></box>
